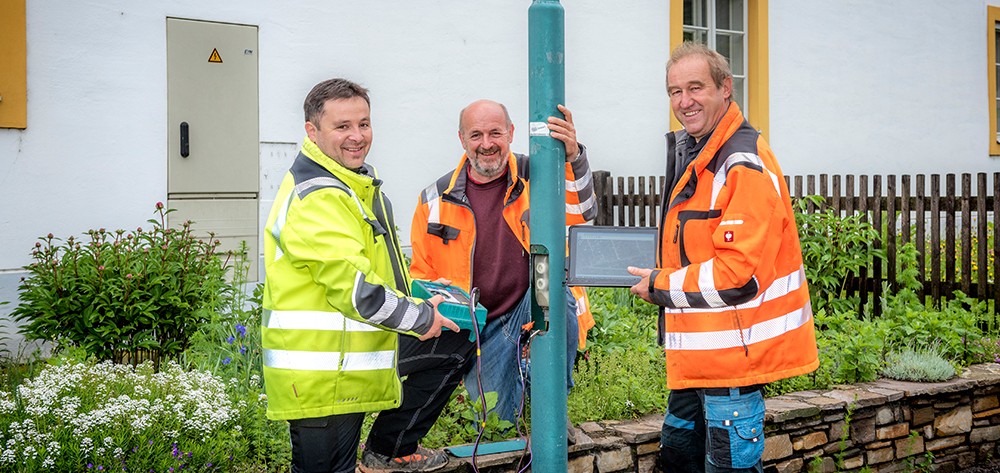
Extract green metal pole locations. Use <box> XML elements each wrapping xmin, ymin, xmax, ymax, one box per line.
<box><xmin>528</xmin><ymin>0</ymin><xmax>567</xmax><ymax>470</ymax></box>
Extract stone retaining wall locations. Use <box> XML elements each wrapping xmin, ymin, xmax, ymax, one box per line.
<box><xmin>436</xmin><ymin>363</ymin><xmax>1000</xmax><ymax>472</ymax></box>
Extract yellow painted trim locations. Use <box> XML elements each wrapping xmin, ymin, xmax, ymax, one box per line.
<box><xmin>989</xmin><ymin>6</ymin><xmax>1000</xmax><ymax>155</ymax></box>
<box><xmin>0</xmin><ymin>0</ymin><xmax>27</xmax><ymax>129</ymax></box>
<box><xmin>747</xmin><ymin>0</ymin><xmax>769</xmax><ymax>141</ymax></box>
<box><xmin>667</xmin><ymin>0</ymin><xmax>768</xmax><ymax>138</ymax></box>
<box><xmin>669</xmin><ymin>0</ymin><xmax>684</xmax><ymax>131</ymax></box>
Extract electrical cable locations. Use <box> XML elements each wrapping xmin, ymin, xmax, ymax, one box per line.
<box><xmin>514</xmin><ymin>327</ymin><xmax>540</xmax><ymax>473</ymax></box>
<box><xmin>468</xmin><ymin>287</ymin><xmax>485</xmax><ymax>473</ymax></box>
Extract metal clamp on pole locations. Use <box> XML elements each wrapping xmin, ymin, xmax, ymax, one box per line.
<box><xmin>530</xmin><ymin>244</ymin><xmax>551</xmax><ymax>332</ymax></box>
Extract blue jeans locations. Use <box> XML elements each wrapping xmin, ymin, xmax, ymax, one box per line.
<box><xmin>463</xmin><ymin>288</ymin><xmax>578</xmax><ymax>425</ymax></box>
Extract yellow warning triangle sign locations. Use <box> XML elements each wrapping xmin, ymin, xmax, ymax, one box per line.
<box><xmin>208</xmin><ymin>48</ymin><xmax>223</xmax><ymax>63</ymax></box>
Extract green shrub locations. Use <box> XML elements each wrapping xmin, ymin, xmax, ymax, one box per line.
<box><xmin>881</xmin><ymin>349</ymin><xmax>955</xmax><ymax>382</ymax></box>
<box><xmin>794</xmin><ymin>195</ymin><xmax>884</xmax><ymax>314</ymax></box>
<box><xmin>11</xmin><ymin>203</ymin><xmax>237</xmax><ymax>366</ymax></box>
<box><xmin>568</xmin><ymin>347</ymin><xmax>667</xmax><ymax>423</ymax></box>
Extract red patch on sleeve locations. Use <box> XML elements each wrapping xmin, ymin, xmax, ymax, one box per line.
<box><xmin>724</xmin><ymin>230</ymin><xmax>734</xmax><ymax>243</ymax></box>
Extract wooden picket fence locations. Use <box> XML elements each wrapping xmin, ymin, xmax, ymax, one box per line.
<box><xmin>591</xmin><ymin>170</ymin><xmax>999</xmax><ymax>316</ymax></box>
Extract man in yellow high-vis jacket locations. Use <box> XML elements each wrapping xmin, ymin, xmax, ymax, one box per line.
<box><xmin>262</xmin><ymin>78</ymin><xmax>461</xmax><ymax>473</ymax></box>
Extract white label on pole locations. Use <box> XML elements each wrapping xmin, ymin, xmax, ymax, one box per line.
<box><xmin>529</xmin><ymin>122</ymin><xmax>550</xmax><ymax>136</ymax></box>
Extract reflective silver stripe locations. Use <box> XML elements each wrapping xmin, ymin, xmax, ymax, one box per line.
<box><xmin>565</xmin><ymin>171</ymin><xmax>592</xmax><ymax>192</ymax></box>
<box><xmin>264</xmin><ymin>349</ymin><xmax>341</xmax><ymax>370</ymax></box>
<box><xmin>263</xmin><ymin>349</ymin><xmax>395</xmax><ymax>371</ymax></box>
<box><xmin>668</xmin><ymin>267</ymin><xmax>689</xmax><ymax>308</ymax></box>
<box><xmin>566</xmin><ymin>193</ymin><xmax>596</xmax><ymax>216</ymax></box>
<box><xmin>710</xmin><ymin>152</ymin><xmax>767</xmax><ymax>209</ymax></box>
<box><xmin>270</xmin><ymin>191</ymin><xmax>295</xmax><ymax>261</ymax></box>
<box><xmin>720</xmin><ymin>219</ymin><xmax>744</xmax><ymax>226</ymax></box>
<box><xmin>341</xmin><ymin>350</ymin><xmax>395</xmax><ymax>371</ymax></box>
<box><xmin>665</xmin><ymin>266</ymin><xmax>805</xmax><ymax>314</ymax></box>
<box><xmin>664</xmin><ymin>304</ymin><xmax>813</xmax><ymax>351</ymax></box>
<box><xmin>264</xmin><ymin>309</ymin><xmax>379</xmax><ymax>332</ymax></box>
<box><xmin>766</xmin><ymin>169</ymin><xmax>781</xmax><ymax>196</ymax></box>
<box><xmin>698</xmin><ymin>260</ymin><xmax>724</xmax><ymax>307</ymax></box>
<box><xmin>295</xmin><ymin>176</ymin><xmax>345</xmax><ymax>196</ymax></box>
<box><xmin>355</xmin><ymin>271</ymin><xmax>401</xmax><ymax>326</ymax></box>
<box><xmin>398</xmin><ymin>303</ymin><xmax>420</xmax><ymax>331</ymax></box>
<box><xmin>423</xmin><ymin>184</ymin><xmax>441</xmax><ymax>225</ymax></box>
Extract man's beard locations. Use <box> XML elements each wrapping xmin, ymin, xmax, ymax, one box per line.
<box><xmin>470</xmin><ymin>148</ymin><xmax>505</xmax><ymax>178</ymax></box>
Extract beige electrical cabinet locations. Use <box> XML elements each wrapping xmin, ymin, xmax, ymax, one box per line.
<box><xmin>166</xmin><ymin>18</ymin><xmax>259</xmax><ymax>280</ymax></box>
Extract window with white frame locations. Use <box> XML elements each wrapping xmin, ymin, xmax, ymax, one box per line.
<box><xmin>683</xmin><ymin>0</ymin><xmax>748</xmax><ymax>116</ymax></box>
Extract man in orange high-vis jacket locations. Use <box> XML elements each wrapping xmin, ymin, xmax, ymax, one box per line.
<box><xmin>628</xmin><ymin>43</ymin><xmax>819</xmax><ymax>473</ymax></box>
<box><xmin>409</xmin><ymin>99</ymin><xmax>596</xmax><ymax>427</ymax></box>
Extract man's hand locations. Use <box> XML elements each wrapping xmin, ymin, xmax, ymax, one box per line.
<box><xmin>628</xmin><ymin>266</ymin><xmax>654</xmax><ymax>303</ymax></box>
<box><xmin>418</xmin><ymin>294</ymin><xmax>461</xmax><ymax>341</ymax></box>
<box><xmin>547</xmin><ymin>104</ymin><xmax>580</xmax><ymax>161</ymax></box>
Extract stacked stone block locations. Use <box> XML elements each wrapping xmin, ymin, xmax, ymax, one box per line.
<box><xmin>431</xmin><ymin>364</ymin><xmax>1000</xmax><ymax>472</ymax></box>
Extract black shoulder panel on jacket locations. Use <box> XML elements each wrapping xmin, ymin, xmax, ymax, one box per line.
<box><xmin>514</xmin><ymin>153</ymin><xmax>530</xmax><ymax>180</ymax></box>
<box><xmin>289</xmin><ymin>152</ymin><xmax>350</xmax><ymax>200</ymax></box>
<box><xmin>708</xmin><ymin>120</ymin><xmax>761</xmax><ymax>176</ymax></box>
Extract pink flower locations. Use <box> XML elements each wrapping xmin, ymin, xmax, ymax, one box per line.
<box><xmin>156</xmin><ymin>201</ymin><xmax>164</xmax><ymax>210</ymax></box>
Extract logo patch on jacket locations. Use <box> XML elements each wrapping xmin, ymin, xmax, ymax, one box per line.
<box><xmin>724</xmin><ymin>230</ymin><xmax>734</xmax><ymax>242</ymax></box>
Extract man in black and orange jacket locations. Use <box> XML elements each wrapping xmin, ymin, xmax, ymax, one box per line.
<box><xmin>410</xmin><ymin>99</ymin><xmax>596</xmax><ymax>426</ymax></box>
<box><xmin>629</xmin><ymin>43</ymin><xmax>819</xmax><ymax>473</ymax></box>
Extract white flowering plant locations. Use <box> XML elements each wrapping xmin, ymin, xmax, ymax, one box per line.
<box><xmin>0</xmin><ymin>359</ymin><xmax>256</xmax><ymax>471</ymax></box>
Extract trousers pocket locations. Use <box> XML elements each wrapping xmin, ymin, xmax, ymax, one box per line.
<box><xmin>704</xmin><ymin>390</ymin><xmax>765</xmax><ymax>469</ymax></box>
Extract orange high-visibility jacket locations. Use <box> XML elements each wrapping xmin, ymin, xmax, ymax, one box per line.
<box><xmin>651</xmin><ymin>103</ymin><xmax>819</xmax><ymax>390</ymax></box>
<box><xmin>410</xmin><ymin>150</ymin><xmax>596</xmax><ymax>295</ymax></box>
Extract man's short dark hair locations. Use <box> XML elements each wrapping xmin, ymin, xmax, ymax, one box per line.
<box><xmin>304</xmin><ymin>78</ymin><xmax>370</xmax><ymax>124</ymax></box>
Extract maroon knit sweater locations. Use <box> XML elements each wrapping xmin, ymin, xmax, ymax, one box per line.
<box><xmin>466</xmin><ymin>167</ymin><xmax>529</xmax><ymax>320</ymax></box>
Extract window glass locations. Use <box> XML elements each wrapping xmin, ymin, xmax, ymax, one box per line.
<box><xmin>682</xmin><ymin>0</ymin><xmax>747</xmax><ymax>113</ymax></box>
<box><xmin>715</xmin><ymin>0</ymin><xmax>743</xmax><ymax>32</ymax></box>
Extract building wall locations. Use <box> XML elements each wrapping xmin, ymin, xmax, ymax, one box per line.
<box><xmin>770</xmin><ymin>0</ymin><xmax>1000</xmax><ymax>178</ymax></box>
<box><xmin>3</xmin><ymin>1</ymin><xmax>1000</xmax><ymax>349</ymax></box>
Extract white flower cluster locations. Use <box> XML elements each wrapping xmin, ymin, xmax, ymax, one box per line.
<box><xmin>0</xmin><ymin>360</ymin><xmax>240</xmax><ymax>468</ymax></box>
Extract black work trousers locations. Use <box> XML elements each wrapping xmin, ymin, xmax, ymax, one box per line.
<box><xmin>365</xmin><ymin>329</ymin><xmax>477</xmax><ymax>457</ymax></box>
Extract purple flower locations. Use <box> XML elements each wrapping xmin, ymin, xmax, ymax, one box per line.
<box><xmin>172</xmin><ymin>443</ymin><xmax>179</xmax><ymax>458</ymax></box>
<box><xmin>236</xmin><ymin>324</ymin><xmax>247</xmax><ymax>337</ymax></box>
<box><xmin>226</xmin><ymin>336</ymin><xmax>235</xmax><ymax>345</ymax></box>
<box><xmin>239</xmin><ymin>345</ymin><xmax>246</xmax><ymax>355</ymax></box>
<box><xmin>223</xmin><ymin>357</ymin><xmax>232</xmax><ymax>365</ymax></box>
<box><xmin>98</xmin><ymin>466</ymin><xmax>104</xmax><ymax>471</ymax></box>
<box><xmin>88</xmin><ymin>464</ymin><xmax>94</xmax><ymax>469</ymax></box>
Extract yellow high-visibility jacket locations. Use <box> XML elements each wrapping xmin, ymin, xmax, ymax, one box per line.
<box><xmin>261</xmin><ymin>138</ymin><xmax>434</xmax><ymax>420</ymax></box>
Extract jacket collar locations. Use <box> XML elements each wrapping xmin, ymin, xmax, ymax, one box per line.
<box><xmin>444</xmin><ymin>152</ymin><xmax>519</xmax><ymax>200</ymax></box>
<box><xmin>300</xmin><ymin>136</ymin><xmax>379</xmax><ymax>198</ymax></box>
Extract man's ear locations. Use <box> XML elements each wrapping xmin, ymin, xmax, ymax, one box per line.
<box><xmin>305</xmin><ymin>121</ymin><xmax>318</xmax><ymax>142</ymax></box>
<box><xmin>722</xmin><ymin>77</ymin><xmax>733</xmax><ymax>101</ymax></box>
<box><xmin>507</xmin><ymin>123</ymin><xmax>515</xmax><ymax>143</ymax></box>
